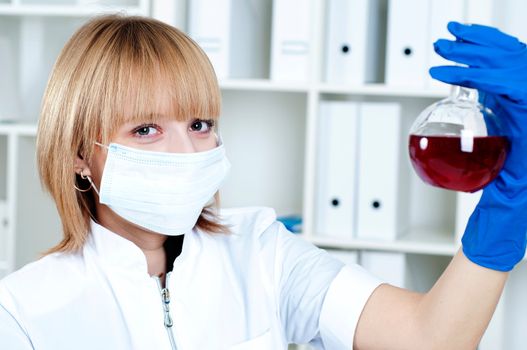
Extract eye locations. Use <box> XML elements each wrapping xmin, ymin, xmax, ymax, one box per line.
<box><xmin>131</xmin><ymin>124</ymin><xmax>161</xmax><ymax>138</ymax></box>
<box><xmin>190</xmin><ymin>119</ymin><xmax>215</xmax><ymax>134</ymax></box>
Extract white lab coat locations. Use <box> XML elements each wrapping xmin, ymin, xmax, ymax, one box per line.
<box><xmin>0</xmin><ymin>207</ymin><xmax>382</xmax><ymax>349</ymax></box>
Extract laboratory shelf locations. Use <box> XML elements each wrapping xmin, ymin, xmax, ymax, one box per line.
<box><xmin>219</xmin><ymin>79</ymin><xmax>309</xmax><ymax>93</ymax></box>
<box><xmin>219</xmin><ymin>79</ymin><xmax>449</xmax><ymax>98</ymax></box>
<box><xmin>0</xmin><ymin>122</ymin><xmax>37</xmax><ymax>136</ymax></box>
<box><xmin>306</xmin><ymin>228</ymin><xmax>459</xmax><ymax>256</ymax></box>
<box><xmin>318</xmin><ymin>83</ymin><xmax>449</xmax><ymax>98</ymax></box>
<box><xmin>0</xmin><ymin>4</ymin><xmax>147</xmax><ymax>16</ymax></box>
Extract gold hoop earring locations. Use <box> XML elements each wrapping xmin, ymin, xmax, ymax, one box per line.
<box><xmin>74</xmin><ymin>170</ymin><xmax>93</xmax><ymax>193</ymax></box>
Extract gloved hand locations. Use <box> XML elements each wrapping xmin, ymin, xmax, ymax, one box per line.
<box><xmin>430</xmin><ymin>21</ymin><xmax>527</xmax><ymax>271</ymax></box>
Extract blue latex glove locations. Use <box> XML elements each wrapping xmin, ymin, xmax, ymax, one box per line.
<box><xmin>430</xmin><ymin>22</ymin><xmax>527</xmax><ymax>271</ymax></box>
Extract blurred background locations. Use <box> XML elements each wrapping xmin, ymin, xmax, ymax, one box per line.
<box><xmin>0</xmin><ymin>0</ymin><xmax>526</xmax><ymax>348</ymax></box>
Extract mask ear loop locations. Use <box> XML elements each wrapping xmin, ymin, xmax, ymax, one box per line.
<box><xmin>214</xmin><ymin>122</ymin><xmax>223</xmax><ymax>146</ymax></box>
<box><xmin>94</xmin><ymin>141</ymin><xmax>108</xmax><ymax>149</ymax></box>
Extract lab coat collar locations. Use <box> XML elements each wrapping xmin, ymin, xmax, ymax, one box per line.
<box><xmin>86</xmin><ymin>220</ymin><xmax>149</xmax><ymax>273</ymax></box>
<box><xmin>86</xmin><ymin>220</ymin><xmax>198</xmax><ymax>276</ymax></box>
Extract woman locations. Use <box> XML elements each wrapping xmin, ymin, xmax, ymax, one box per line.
<box><xmin>1</xmin><ymin>15</ymin><xmax>526</xmax><ymax>349</ymax></box>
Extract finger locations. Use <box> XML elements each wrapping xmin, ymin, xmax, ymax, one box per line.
<box><xmin>447</xmin><ymin>21</ymin><xmax>526</xmax><ymax>52</ymax></box>
<box><xmin>433</xmin><ymin>39</ymin><xmax>526</xmax><ymax>69</ymax></box>
<box><xmin>429</xmin><ymin>66</ymin><xmax>519</xmax><ymax>98</ymax></box>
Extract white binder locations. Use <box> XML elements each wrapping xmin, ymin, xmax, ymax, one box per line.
<box><xmin>0</xmin><ymin>37</ymin><xmax>18</xmax><ymax>121</ymax></box>
<box><xmin>465</xmin><ymin>0</ymin><xmax>494</xmax><ymax>25</ymax></box>
<box><xmin>455</xmin><ymin>190</ymin><xmax>482</xmax><ymax>244</ymax></box>
<box><xmin>0</xmin><ymin>200</ymin><xmax>6</xmax><ymax>261</ymax></box>
<box><xmin>385</xmin><ymin>0</ymin><xmax>429</xmax><ymax>87</ymax></box>
<box><xmin>427</xmin><ymin>0</ymin><xmax>465</xmax><ymax>91</ymax></box>
<box><xmin>360</xmin><ymin>251</ymin><xmax>406</xmax><ymax>288</ymax></box>
<box><xmin>324</xmin><ymin>0</ymin><xmax>382</xmax><ymax>85</ymax></box>
<box><xmin>187</xmin><ymin>0</ymin><xmax>231</xmax><ymax>79</ymax></box>
<box><xmin>150</xmin><ymin>0</ymin><xmax>179</xmax><ymax>27</ymax></box>
<box><xmin>479</xmin><ymin>290</ymin><xmax>506</xmax><ymax>350</ymax></box>
<box><xmin>315</xmin><ymin>101</ymin><xmax>359</xmax><ymax>238</ymax></box>
<box><xmin>356</xmin><ymin>102</ymin><xmax>405</xmax><ymax>240</ymax></box>
<box><xmin>270</xmin><ymin>0</ymin><xmax>312</xmax><ymax>82</ymax></box>
<box><xmin>229</xmin><ymin>0</ymin><xmax>270</xmax><ymax>79</ymax></box>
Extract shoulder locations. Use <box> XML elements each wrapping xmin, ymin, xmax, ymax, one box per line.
<box><xmin>216</xmin><ymin>206</ymin><xmax>314</xmax><ymax>256</ymax></box>
<box><xmin>1</xmin><ymin>251</ymin><xmax>84</xmax><ymax>289</ymax></box>
<box><xmin>219</xmin><ymin>206</ymin><xmax>278</xmax><ymax>238</ymax></box>
<box><xmin>203</xmin><ymin>207</ymin><xmax>287</xmax><ymax>269</ymax></box>
<box><xmin>0</xmin><ymin>252</ymin><xmax>86</xmax><ymax>319</ymax></box>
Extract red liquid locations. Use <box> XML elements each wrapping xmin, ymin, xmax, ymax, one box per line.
<box><xmin>409</xmin><ymin>135</ymin><xmax>509</xmax><ymax>192</ymax></box>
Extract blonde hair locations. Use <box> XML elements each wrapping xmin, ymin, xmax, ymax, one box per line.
<box><xmin>37</xmin><ymin>14</ymin><xmax>229</xmax><ymax>254</ymax></box>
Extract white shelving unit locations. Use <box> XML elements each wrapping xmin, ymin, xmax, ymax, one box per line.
<box><xmin>0</xmin><ymin>0</ymin><xmax>151</xmax><ymax>275</ymax></box>
<box><xmin>1</xmin><ymin>0</ymin><xmax>527</xmax><ymax>349</ymax></box>
<box><xmin>0</xmin><ymin>124</ymin><xmax>38</xmax><ymax>275</ymax></box>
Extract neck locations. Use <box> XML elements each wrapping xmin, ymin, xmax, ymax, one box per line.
<box><xmin>95</xmin><ymin>205</ymin><xmax>168</xmax><ymax>278</ymax></box>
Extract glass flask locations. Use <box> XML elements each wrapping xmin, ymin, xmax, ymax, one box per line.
<box><xmin>408</xmin><ymin>86</ymin><xmax>509</xmax><ymax>193</ymax></box>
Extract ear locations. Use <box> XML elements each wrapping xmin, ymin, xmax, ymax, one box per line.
<box><xmin>74</xmin><ymin>155</ymin><xmax>92</xmax><ymax>177</ymax></box>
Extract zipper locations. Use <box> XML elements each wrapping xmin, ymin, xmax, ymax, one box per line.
<box><xmin>154</xmin><ymin>272</ymin><xmax>177</xmax><ymax>350</ymax></box>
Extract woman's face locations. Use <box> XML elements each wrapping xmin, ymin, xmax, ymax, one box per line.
<box><xmin>80</xmin><ymin>116</ymin><xmax>218</xmax><ymax>237</ymax></box>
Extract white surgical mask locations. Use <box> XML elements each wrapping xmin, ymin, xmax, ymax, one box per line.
<box><xmin>93</xmin><ymin>141</ymin><xmax>230</xmax><ymax>236</ymax></box>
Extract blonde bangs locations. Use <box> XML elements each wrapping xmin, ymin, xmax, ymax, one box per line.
<box><xmin>80</xmin><ymin>15</ymin><xmax>221</xmax><ymax>153</ymax></box>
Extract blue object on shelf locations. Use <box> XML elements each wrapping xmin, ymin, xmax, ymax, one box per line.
<box><xmin>277</xmin><ymin>215</ymin><xmax>302</xmax><ymax>234</ymax></box>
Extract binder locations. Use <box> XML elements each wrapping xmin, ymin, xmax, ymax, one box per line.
<box><xmin>360</xmin><ymin>251</ymin><xmax>406</xmax><ymax>288</ymax></box>
<box><xmin>324</xmin><ymin>0</ymin><xmax>382</xmax><ymax>85</ymax></box>
<box><xmin>229</xmin><ymin>0</ymin><xmax>270</xmax><ymax>79</ymax></box>
<box><xmin>270</xmin><ymin>0</ymin><xmax>312</xmax><ymax>82</ymax></box>
<box><xmin>187</xmin><ymin>0</ymin><xmax>231</xmax><ymax>79</ymax></box>
<box><xmin>479</xmin><ymin>291</ymin><xmax>506</xmax><ymax>350</ymax></box>
<box><xmin>426</xmin><ymin>0</ymin><xmax>465</xmax><ymax>91</ymax></box>
<box><xmin>385</xmin><ymin>0</ymin><xmax>429</xmax><ymax>87</ymax></box>
<box><xmin>150</xmin><ymin>0</ymin><xmax>179</xmax><ymax>27</ymax></box>
<box><xmin>465</xmin><ymin>0</ymin><xmax>494</xmax><ymax>25</ymax></box>
<box><xmin>0</xmin><ymin>200</ymin><xmax>6</xmax><ymax>261</ymax></box>
<box><xmin>0</xmin><ymin>37</ymin><xmax>18</xmax><ymax>121</ymax></box>
<box><xmin>454</xmin><ymin>190</ymin><xmax>482</xmax><ymax>244</ymax></box>
<box><xmin>356</xmin><ymin>102</ymin><xmax>405</xmax><ymax>240</ymax></box>
<box><xmin>315</xmin><ymin>101</ymin><xmax>359</xmax><ymax>238</ymax></box>
<box><xmin>326</xmin><ymin>249</ymin><xmax>359</xmax><ymax>265</ymax></box>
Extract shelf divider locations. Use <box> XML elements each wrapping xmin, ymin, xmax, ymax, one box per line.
<box><xmin>305</xmin><ymin>228</ymin><xmax>458</xmax><ymax>256</ymax></box>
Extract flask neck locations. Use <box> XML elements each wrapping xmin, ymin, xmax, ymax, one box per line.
<box><xmin>450</xmin><ymin>85</ymin><xmax>478</xmax><ymax>102</ymax></box>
